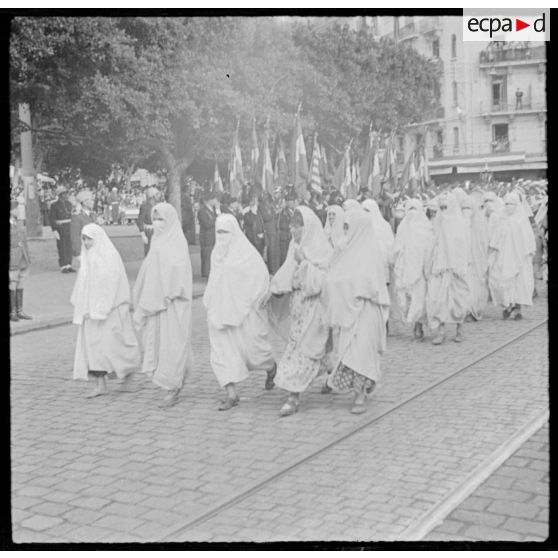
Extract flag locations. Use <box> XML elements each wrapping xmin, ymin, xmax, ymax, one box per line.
<box><xmin>360</xmin><ymin>121</ymin><xmax>375</xmax><ymax>189</ymax></box>
<box><xmin>310</xmin><ymin>132</ymin><xmax>323</xmax><ymax>194</ymax></box>
<box><xmin>382</xmin><ymin>132</ymin><xmax>398</xmax><ymax>192</ymax></box>
<box><xmin>320</xmin><ymin>143</ymin><xmax>332</xmax><ymax>183</ymax></box>
<box><xmin>229</xmin><ymin>121</ymin><xmax>244</xmax><ymax>199</ymax></box>
<box><xmin>399</xmin><ymin>150</ymin><xmax>417</xmax><ymax>196</ymax></box>
<box><xmin>256</xmin><ymin>123</ymin><xmax>275</xmax><ymax>195</ymax></box>
<box><xmin>350</xmin><ymin>155</ymin><xmax>360</xmax><ymax>199</ymax></box>
<box><xmin>274</xmin><ymin>135</ymin><xmax>288</xmax><ymax>189</ymax></box>
<box><xmin>290</xmin><ymin>109</ymin><xmax>308</xmax><ymax>198</ymax></box>
<box><xmin>250</xmin><ymin>119</ymin><xmax>259</xmax><ymax>183</ymax></box>
<box><xmin>333</xmin><ymin>144</ymin><xmax>352</xmax><ymax>199</ymax></box>
<box><xmin>213</xmin><ymin>160</ymin><xmax>224</xmax><ymax>193</ymax></box>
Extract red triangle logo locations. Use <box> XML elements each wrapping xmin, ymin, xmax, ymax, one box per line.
<box><xmin>516</xmin><ymin>18</ymin><xmax>530</xmax><ymax>31</ymax></box>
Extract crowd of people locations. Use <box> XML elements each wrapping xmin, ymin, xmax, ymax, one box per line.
<box><xmin>61</xmin><ymin>176</ymin><xmax>547</xmax><ymax>417</ymax></box>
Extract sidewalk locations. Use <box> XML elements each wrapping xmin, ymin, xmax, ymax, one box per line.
<box><xmin>10</xmin><ymin>258</ymin><xmax>207</xmax><ymax>336</ymax></box>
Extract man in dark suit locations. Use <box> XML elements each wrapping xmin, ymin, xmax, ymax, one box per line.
<box><xmin>198</xmin><ymin>190</ymin><xmax>219</xmax><ymax>278</ymax></box>
<box><xmin>278</xmin><ymin>189</ymin><xmax>296</xmax><ymax>266</ymax></box>
<box><xmin>137</xmin><ymin>186</ymin><xmax>160</xmax><ymax>256</ymax></box>
<box><xmin>70</xmin><ymin>190</ymin><xmax>97</xmax><ymax>260</ymax></box>
<box><xmin>49</xmin><ymin>186</ymin><xmax>74</xmax><ymax>273</ymax></box>
<box><xmin>181</xmin><ymin>185</ymin><xmax>196</xmax><ymax>245</ymax></box>
<box><xmin>10</xmin><ymin>200</ymin><xmax>32</xmax><ymax>321</ymax></box>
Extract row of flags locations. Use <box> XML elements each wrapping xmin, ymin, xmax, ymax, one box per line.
<box><xmin>213</xmin><ymin>114</ymin><xmax>430</xmax><ymax>200</ymax></box>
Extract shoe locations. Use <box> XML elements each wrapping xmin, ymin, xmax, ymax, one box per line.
<box><xmin>321</xmin><ymin>383</ymin><xmax>332</xmax><ymax>394</ymax></box>
<box><xmin>350</xmin><ymin>402</ymin><xmax>366</xmax><ymax>415</ymax></box>
<box><xmin>218</xmin><ymin>396</ymin><xmax>239</xmax><ymax>411</ymax></box>
<box><xmin>279</xmin><ymin>397</ymin><xmax>299</xmax><ymax>417</ymax></box>
<box><xmin>10</xmin><ymin>312</ymin><xmax>19</xmax><ymax>322</ymax></box>
<box><xmin>85</xmin><ymin>388</ymin><xmax>108</xmax><ymax>398</ymax></box>
<box><xmin>413</xmin><ymin>322</ymin><xmax>424</xmax><ymax>340</ymax></box>
<box><xmin>432</xmin><ymin>333</ymin><xmax>445</xmax><ymax>345</ymax></box>
<box><xmin>454</xmin><ymin>331</ymin><xmax>464</xmax><ymax>343</ymax></box>
<box><xmin>265</xmin><ymin>363</ymin><xmax>277</xmax><ymax>391</ymax></box>
<box><xmin>502</xmin><ymin>307</ymin><xmax>512</xmax><ymax>320</ymax></box>
<box><xmin>61</xmin><ymin>267</ymin><xmax>69</xmax><ymax>274</ymax></box>
<box><xmin>514</xmin><ymin>313</ymin><xmax>523</xmax><ymax>321</ymax></box>
<box><xmin>16</xmin><ymin>289</ymin><xmax>32</xmax><ymax>320</ymax></box>
<box><xmin>67</xmin><ymin>267</ymin><xmax>76</xmax><ymax>273</ymax></box>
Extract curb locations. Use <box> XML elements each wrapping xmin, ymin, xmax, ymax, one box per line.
<box><xmin>10</xmin><ymin>289</ymin><xmax>206</xmax><ymax>337</ymax></box>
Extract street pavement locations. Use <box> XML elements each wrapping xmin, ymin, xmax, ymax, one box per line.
<box><xmin>9</xmin><ymin>274</ymin><xmax>548</xmax><ymax>545</ymax></box>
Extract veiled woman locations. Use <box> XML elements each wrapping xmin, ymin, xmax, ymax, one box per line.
<box><xmin>391</xmin><ymin>199</ymin><xmax>433</xmax><ymax>340</ymax></box>
<box><xmin>323</xmin><ymin>209</ymin><xmax>390</xmax><ymax>414</ymax></box>
<box><xmin>133</xmin><ymin>203</ymin><xmax>193</xmax><ymax>407</ymax></box>
<box><xmin>425</xmin><ymin>191</ymin><xmax>471</xmax><ymax>344</ymax></box>
<box><xmin>323</xmin><ymin>205</ymin><xmax>345</xmax><ymax>251</ymax></box>
<box><xmin>488</xmin><ymin>192</ymin><xmax>536</xmax><ymax>320</ymax></box>
<box><xmin>204</xmin><ymin>214</ymin><xmax>277</xmax><ymax>410</ymax></box>
<box><xmin>268</xmin><ymin>206</ymin><xmax>333</xmax><ymax>417</ymax></box>
<box><xmin>71</xmin><ymin>224</ymin><xmax>140</xmax><ymax>398</ymax></box>
<box><xmin>362</xmin><ymin>198</ymin><xmax>395</xmax><ymax>284</ymax></box>
<box><xmin>459</xmin><ymin>194</ymin><xmax>489</xmax><ymax>321</ymax></box>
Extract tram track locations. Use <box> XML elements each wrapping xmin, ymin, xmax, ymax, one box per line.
<box><xmin>158</xmin><ymin>318</ymin><xmax>548</xmax><ymax>542</ymax></box>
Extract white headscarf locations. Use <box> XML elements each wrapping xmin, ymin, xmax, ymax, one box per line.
<box><xmin>362</xmin><ymin>198</ymin><xmax>395</xmax><ymax>276</ymax></box>
<box><xmin>323</xmin><ymin>205</ymin><xmax>345</xmax><ymax>250</ymax></box>
<box><xmin>271</xmin><ymin>205</ymin><xmax>332</xmax><ymax>294</ymax></box>
<box><xmin>71</xmin><ymin>223</ymin><xmax>130</xmax><ymax>324</ymax></box>
<box><xmin>429</xmin><ymin>191</ymin><xmax>470</xmax><ymax>278</ymax></box>
<box><xmin>490</xmin><ymin>192</ymin><xmax>536</xmax><ymax>281</ymax></box>
<box><xmin>324</xmin><ymin>209</ymin><xmax>390</xmax><ymax>330</ymax></box>
<box><xmin>342</xmin><ymin>199</ymin><xmax>361</xmax><ymax>212</ymax></box>
<box><xmin>203</xmin><ymin>214</ymin><xmax>269</xmax><ymax>329</ymax></box>
<box><xmin>459</xmin><ymin>194</ymin><xmax>489</xmax><ymax>277</ymax></box>
<box><xmin>392</xmin><ymin>199</ymin><xmax>433</xmax><ymax>289</ymax></box>
<box><xmin>133</xmin><ymin>203</ymin><xmax>192</xmax><ymax>321</ymax></box>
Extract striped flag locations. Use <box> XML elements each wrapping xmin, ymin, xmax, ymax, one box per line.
<box><xmin>213</xmin><ymin>160</ymin><xmax>224</xmax><ymax>193</ymax></box>
<box><xmin>310</xmin><ymin>132</ymin><xmax>323</xmax><ymax>194</ymax></box>
<box><xmin>290</xmin><ymin>108</ymin><xmax>308</xmax><ymax>199</ymax></box>
<box><xmin>274</xmin><ymin>135</ymin><xmax>288</xmax><ymax>189</ymax></box>
<box><xmin>256</xmin><ymin>123</ymin><xmax>275</xmax><ymax>195</ymax></box>
<box><xmin>250</xmin><ymin>119</ymin><xmax>259</xmax><ymax>183</ymax></box>
<box><xmin>229</xmin><ymin>121</ymin><xmax>244</xmax><ymax>198</ymax></box>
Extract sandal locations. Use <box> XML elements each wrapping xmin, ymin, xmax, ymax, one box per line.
<box><xmin>321</xmin><ymin>383</ymin><xmax>332</xmax><ymax>394</ymax></box>
<box><xmin>350</xmin><ymin>402</ymin><xmax>366</xmax><ymax>415</ymax></box>
<box><xmin>218</xmin><ymin>397</ymin><xmax>239</xmax><ymax>411</ymax></box>
<box><xmin>265</xmin><ymin>363</ymin><xmax>277</xmax><ymax>391</ymax></box>
<box><xmin>502</xmin><ymin>306</ymin><xmax>513</xmax><ymax>320</ymax></box>
<box><xmin>432</xmin><ymin>333</ymin><xmax>445</xmax><ymax>345</ymax></box>
<box><xmin>279</xmin><ymin>397</ymin><xmax>299</xmax><ymax>417</ymax></box>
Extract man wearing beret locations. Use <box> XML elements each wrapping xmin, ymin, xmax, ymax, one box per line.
<box><xmin>49</xmin><ymin>186</ymin><xmax>74</xmax><ymax>273</ymax></box>
<box><xmin>10</xmin><ymin>200</ymin><xmax>32</xmax><ymax>322</ymax></box>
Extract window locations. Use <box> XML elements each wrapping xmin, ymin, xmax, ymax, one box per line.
<box><xmin>451</xmin><ymin>34</ymin><xmax>457</xmax><ymax>58</ymax></box>
<box><xmin>453</xmin><ymin>127</ymin><xmax>459</xmax><ymax>152</ymax></box>
<box><xmin>452</xmin><ymin>81</ymin><xmax>458</xmax><ymax>107</ymax></box>
<box><xmin>491</xmin><ymin>76</ymin><xmax>507</xmax><ymax>111</ymax></box>
<box><xmin>432</xmin><ymin>39</ymin><xmax>440</xmax><ymax>58</ymax></box>
<box><xmin>492</xmin><ymin>123</ymin><xmax>509</xmax><ymax>152</ymax></box>
<box><xmin>434</xmin><ymin>130</ymin><xmax>444</xmax><ymax>158</ymax></box>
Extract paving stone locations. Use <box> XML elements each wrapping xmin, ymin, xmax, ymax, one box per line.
<box><xmin>93</xmin><ymin>514</ymin><xmax>146</xmax><ymax>533</ymax></box>
<box><xmin>20</xmin><ymin>514</ymin><xmax>64</xmax><ymax>531</ymax></box>
<box><xmin>487</xmin><ymin>500</ymin><xmax>541</xmax><ymax>520</ymax></box>
<box><xmin>502</xmin><ymin>517</ymin><xmax>548</xmax><ymax>538</ymax></box>
<box><xmin>30</xmin><ymin>501</ymin><xmax>72</xmax><ymax>517</ymax></box>
<box><xmin>67</xmin><ymin>496</ymin><xmax>111</xmax><ymax>511</ymax></box>
<box><xmin>450</xmin><ymin>509</ymin><xmax>507</xmax><ymax>528</ymax></box>
<box><xmin>463</xmin><ymin>524</ymin><xmax>523</xmax><ymax>541</ymax></box>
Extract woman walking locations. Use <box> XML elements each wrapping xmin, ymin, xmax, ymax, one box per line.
<box><xmin>204</xmin><ymin>214</ymin><xmax>277</xmax><ymax>410</ymax></box>
<box><xmin>324</xmin><ymin>209</ymin><xmax>390</xmax><ymax>414</ymax></box>
<box><xmin>71</xmin><ymin>224</ymin><xmax>140</xmax><ymax>398</ymax></box>
<box><xmin>133</xmin><ymin>203</ymin><xmax>193</xmax><ymax>407</ymax></box>
<box><xmin>269</xmin><ymin>206</ymin><xmax>332</xmax><ymax>417</ymax></box>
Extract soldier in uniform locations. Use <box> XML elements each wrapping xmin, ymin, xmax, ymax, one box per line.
<box><xmin>10</xmin><ymin>200</ymin><xmax>32</xmax><ymax>322</ymax></box>
<box><xmin>278</xmin><ymin>189</ymin><xmax>297</xmax><ymax>266</ymax></box>
<box><xmin>49</xmin><ymin>186</ymin><xmax>75</xmax><ymax>273</ymax></box>
<box><xmin>198</xmin><ymin>190</ymin><xmax>219</xmax><ymax>278</ymax></box>
<box><xmin>71</xmin><ymin>190</ymin><xmax>97</xmax><ymax>261</ymax></box>
<box><xmin>137</xmin><ymin>186</ymin><xmax>159</xmax><ymax>256</ymax></box>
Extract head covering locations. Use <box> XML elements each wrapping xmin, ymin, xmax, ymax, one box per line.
<box><xmin>460</xmin><ymin>193</ymin><xmax>489</xmax><ymax>276</ymax></box>
<box><xmin>323</xmin><ymin>205</ymin><xmax>345</xmax><ymax>250</ymax></box>
<box><xmin>324</xmin><ymin>209</ymin><xmax>390</xmax><ymax>330</ymax></box>
<box><xmin>146</xmin><ymin>186</ymin><xmax>158</xmax><ymax>198</ymax></box>
<box><xmin>56</xmin><ymin>186</ymin><xmax>67</xmax><ymax>196</ymax></box>
<box><xmin>203</xmin><ymin>214</ymin><xmax>269</xmax><ymax>329</ymax></box>
<box><xmin>271</xmin><ymin>205</ymin><xmax>332</xmax><ymax>294</ymax></box>
<box><xmin>342</xmin><ymin>199</ymin><xmax>361</xmax><ymax>212</ymax></box>
<box><xmin>392</xmin><ymin>199</ymin><xmax>433</xmax><ymax>289</ymax></box>
<box><xmin>70</xmin><ymin>224</ymin><xmax>130</xmax><ymax>325</ymax></box>
<box><xmin>490</xmin><ymin>192</ymin><xmax>536</xmax><ymax>280</ymax></box>
<box><xmin>132</xmin><ymin>203</ymin><xmax>192</xmax><ymax>321</ymax></box>
<box><xmin>430</xmin><ymin>191</ymin><xmax>470</xmax><ymax>278</ymax></box>
<box><xmin>361</xmin><ymin>199</ymin><xmax>395</xmax><ymax>273</ymax></box>
<box><xmin>76</xmin><ymin>190</ymin><xmax>93</xmax><ymax>204</ymax></box>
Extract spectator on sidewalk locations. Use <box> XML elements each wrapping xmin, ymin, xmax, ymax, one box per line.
<box><xmin>49</xmin><ymin>186</ymin><xmax>75</xmax><ymax>273</ymax></box>
<box><xmin>198</xmin><ymin>190</ymin><xmax>219</xmax><ymax>278</ymax></box>
<box><xmin>181</xmin><ymin>185</ymin><xmax>196</xmax><ymax>245</ymax></box>
<box><xmin>71</xmin><ymin>190</ymin><xmax>97</xmax><ymax>262</ymax></box>
<box><xmin>133</xmin><ymin>203</ymin><xmax>193</xmax><ymax>408</ymax></box>
<box><xmin>108</xmin><ymin>187</ymin><xmax>120</xmax><ymax>224</ymax></box>
<box><xmin>71</xmin><ymin>223</ymin><xmax>140</xmax><ymax>398</ymax></box>
<box><xmin>10</xmin><ymin>200</ymin><xmax>32</xmax><ymax>322</ymax></box>
<box><xmin>137</xmin><ymin>186</ymin><xmax>159</xmax><ymax>256</ymax></box>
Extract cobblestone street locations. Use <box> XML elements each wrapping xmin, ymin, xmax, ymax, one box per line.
<box><xmin>10</xmin><ymin>283</ymin><xmax>548</xmax><ymax>545</ymax></box>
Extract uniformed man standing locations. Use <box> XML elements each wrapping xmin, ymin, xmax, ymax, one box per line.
<box><xmin>198</xmin><ymin>190</ymin><xmax>219</xmax><ymax>278</ymax></box>
<box><xmin>49</xmin><ymin>186</ymin><xmax>74</xmax><ymax>273</ymax></box>
<box><xmin>10</xmin><ymin>200</ymin><xmax>32</xmax><ymax>322</ymax></box>
<box><xmin>70</xmin><ymin>190</ymin><xmax>97</xmax><ymax>262</ymax></box>
<box><xmin>137</xmin><ymin>186</ymin><xmax>159</xmax><ymax>256</ymax></box>
<box><xmin>278</xmin><ymin>189</ymin><xmax>296</xmax><ymax>266</ymax></box>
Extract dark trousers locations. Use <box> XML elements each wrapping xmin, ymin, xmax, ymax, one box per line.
<box><xmin>200</xmin><ymin>244</ymin><xmax>213</xmax><ymax>278</ymax></box>
<box><xmin>279</xmin><ymin>239</ymin><xmax>290</xmax><ymax>267</ymax></box>
<box><xmin>56</xmin><ymin>225</ymin><xmax>73</xmax><ymax>267</ymax></box>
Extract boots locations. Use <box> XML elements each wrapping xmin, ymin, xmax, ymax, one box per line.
<box><xmin>10</xmin><ymin>290</ymin><xmax>19</xmax><ymax>322</ymax></box>
<box><xmin>16</xmin><ymin>289</ymin><xmax>32</xmax><ymax>320</ymax></box>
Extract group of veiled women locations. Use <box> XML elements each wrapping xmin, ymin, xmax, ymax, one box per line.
<box><xmin>70</xmin><ymin>186</ymin><xmax>539</xmax><ymax>415</ymax></box>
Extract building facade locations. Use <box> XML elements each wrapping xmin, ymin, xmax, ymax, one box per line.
<box><xmin>371</xmin><ymin>15</ymin><xmax>547</xmax><ymax>183</ymax></box>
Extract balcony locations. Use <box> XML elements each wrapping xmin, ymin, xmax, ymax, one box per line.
<box><xmin>418</xmin><ymin>16</ymin><xmax>442</xmax><ymax>34</ymax></box>
<box><xmin>479</xmin><ymin>44</ymin><xmax>546</xmax><ymax>67</ymax></box>
<box><xmin>492</xmin><ymin>139</ymin><xmax>510</xmax><ymax>153</ymax></box>
<box><xmin>480</xmin><ymin>100</ymin><xmax>547</xmax><ymax>118</ymax></box>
